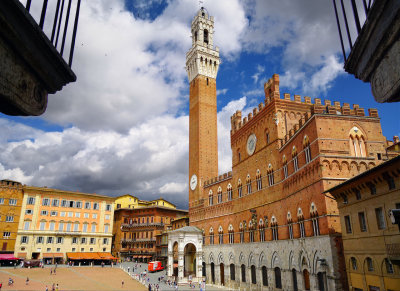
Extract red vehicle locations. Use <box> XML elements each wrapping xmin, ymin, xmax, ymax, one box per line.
<box><xmin>148</xmin><ymin>261</ymin><xmax>164</xmax><ymax>272</ymax></box>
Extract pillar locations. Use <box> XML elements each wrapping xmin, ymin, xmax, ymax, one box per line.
<box><xmin>167</xmin><ymin>251</ymin><xmax>173</xmax><ymax>277</ymax></box>
<box><xmin>178</xmin><ymin>251</ymin><xmax>184</xmax><ymax>280</ymax></box>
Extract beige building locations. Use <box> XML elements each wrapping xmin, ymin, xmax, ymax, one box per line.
<box><xmin>15</xmin><ymin>186</ymin><xmax>115</xmax><ymax>263</ymax></box>
<box><xmin>0</xmin><ymin>180</ymin><xmax>23</xmax><ymax>254</ymax></box>
<box><xmin>326</xmin><ymin>155</ymin><xmax>400</xmax><ymax>291</ymax></box>
<box><xmin>114</xmin><ymin>194</ymin><xmax>176</xmax><ymax>210</ymax></box>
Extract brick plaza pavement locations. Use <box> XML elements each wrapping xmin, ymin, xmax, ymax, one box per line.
<box><xmin>0</xmin><ymin>265</ymin><xmax>146</xmax><ymax>290</ymax></box>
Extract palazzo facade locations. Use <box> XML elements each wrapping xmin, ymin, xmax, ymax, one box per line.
<box><xmin>186</xmin><ymin>8</ymin><xmax>393</xmax><ymax>291</ymax></box>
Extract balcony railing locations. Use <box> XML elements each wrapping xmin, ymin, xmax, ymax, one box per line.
<box><xmin>121</xmin><ymin>238</ymin><xmax>156</xmax><ymax>243</ymax></box>
<box><xmin>22</xmin><ymin>0</ymin><xmax>81</xmax><ymax>67</ymax></box>
<box><xmin>121</xmin><ymin>222</ymin><xmax>164</xmax><ymax>229</ymax></box>
<box><xmin>332</xmin><ymin>0</ymin><xmax>374</xmax><ymax>63</ymax></box>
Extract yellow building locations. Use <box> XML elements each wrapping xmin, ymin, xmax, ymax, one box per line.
<box><xmin>326</xmin><ymin>155</ymin><xmax>400</xmax><ymax>291</ymax></box>
<box><xmin>15</xmin><ymin>186</ymin><xmax>115</xmax><ymax>263</ymax></box>
<box><xmin>0</xmin><ymin>180</ymin><xmax>23</xmax><ymax>254</ymax></box>
<box><xmin>115</xmin><ymin>194</ymin><xmax>176</xmax><ymax>210</ymax></box>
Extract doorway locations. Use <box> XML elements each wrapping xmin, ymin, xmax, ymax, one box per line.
<box><xmin>220</xmin><ymin>263</ymin><xmax>225</xmax><ymax>285</ymax></box>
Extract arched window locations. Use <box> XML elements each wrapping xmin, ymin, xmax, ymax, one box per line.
<box><xmin>366</xmin><ymin>257</ymin><xmax>374</xmax><ymax>271</ymax></box>
<box><xmin>271</xmin><ymin>216</ymin><xmax>278</xmax><ymax>241</ymax></box>
<box><xmin>241</xmin><ymin>264</ymin><xmax>246</xmax><ymax>282</ymax></box>
<box><xmin>267</xmin><ymin>164</ymin><xmax>274</xmax><ymax>186</ymax></box>
<box><xmin>217</xmin><ymin>187</ymin><xmax>222</xmax><ymax>204</ymax></box>
<box><xmin>251</xmin><ymin>265</ymin><xmax>256</xmax><ymax>284</ymax></box>
<box><xmin>239</xmin><ymin>223</ymin><xmax>244</xmax><ymax>243</ymax></box>
<box><xmin>237</xmin><ymin>179</ymin><xmax>243</xmax><ymax>198</ymax></box>
<box><xmin>385</xmin><ymin>258</ymin><xmax>394</xmax><ymax>274</ymax></box>
<box><xmin>209</xmin><ymin>190</ymin><xmax>213</xmax><ymax>206</ymax></box>
<box><xmin>227</xmin><ymin>184</ymin><xmax>233</xmax><ymax>201</ymax></box>
<box><xmin>303</xmin><ymin>135</ymin><xmax>311</xmax><ymax>163</ymax></box>
<box><xmin>204</xmin><ymin>29</ymin><xmax>209</xmax><ymax>44</ymax></box>
<box><xmin>246</xmin><ymin>175</ymin><xmax>252</xmax><ymax>194</ymax></box>
<box><xmin>262</xmin><ymin>266</ymin><xmax>268</xmax><ymax>286</ymax></box>
<box><xmin>249</xmin><ymin>220</ymin><xmax>255</xmax><ymax>242</ymax></box>
<box><xmin>274</xmin><ymin>267</ymin><xmax>282</xmax><ymax>289</ymax></box>
<box><xmin>351</xmin><ymin>257</ymin><xmax>357</xmax><ymax>270</ymax></box>
<box><xmin>298</xmin><ymin>208</ymin><xmax>305</xmax><ymax>238</ymax></box>
<box><xmin>209</xmin><ymin>227</ymin><xmax>214</xmax><ymax>245</ymax></box>
<box><xmin>283</xmin><ymin>155</ymin><xmax>288</xmax><ymax>179</ymax></box>
<box><xmin>266</xmin><ymin>129</ymin><xmax>270</xmax><ymax>144</ymax></box>
<box><xmin>310</xmin><ymin>203</ymin><xmax>320</xmax><ymax>236</ymax></box>
<box><xmin>256</xmin><ymin>170</ymin><xmax>262</xmax><ymax>190</ymax></box>
<box><xmin>194</xmin><ymin>31</ymin><xmax>198</xmax><ymax>42</ymax></box>
<box><xmin>349</xmin><ymin>127</ymin><xmax>366</xmax><ymax>157</ymax></box>
<box><xmin>218</xmin><ymin>226</ymin><xmax>223</xmax><ymax>244</ymax></box>
<box><xmin>259</xmin><ymin>218</ymin><xmax>265</xmax><ymax>242</ymax></box>
<box><xmin>292</xmin><ymin>146</ymin><xmax>299</xmax><ymax>172</ymax></box>
<box><xmin>287</xmin><ymin>212</ymin><xmax>293</xmax><ymax>239</ymax></box>
<box><xmin>228</xmin><ymin>224</ymin><xmax>234</xmax><ymax>244</ymax></box>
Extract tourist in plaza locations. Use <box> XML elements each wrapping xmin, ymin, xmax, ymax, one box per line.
<box><xmin>26</xmin><ymin>277</ymin><xmax>29</xmax><ymax>285</ymax></box>
<box><xmin>121</xmin><ymin>280</ymin><xmax>124</xmax><ymax>288</ymax></box>
<box><xmin>45</xmin><ymin>285</ymin><xmax>48</xmax><ymax>291</ymax></box>
<box><xmin>55</xmin><ymin>283</ymin><xmax>59</xmax><ymax>291</ymax></box>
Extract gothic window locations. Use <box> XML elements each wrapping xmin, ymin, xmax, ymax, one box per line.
<box><xmin>218</xmin><ymin>226</ymin><xmax>223</xmax><ymax>244</ymax></box>
<box><xmin>266</xmin><ymin>130</ymin><xmax>270</xmax><ymax>144</ymax></box>
<box><xmin>227</xmin><ymin>184</ymin><xmax>233</xmax><ymax>201</ymax></box>
<box><xmin>204</xmin><ymin>29</ymin><xmax>209</xmax><ymax>44</ymax></box>
<box><xmin>310</xmin><ymin>203</ymin><xmax>320</xmax><ymax>236</ymax></box>
<box><xmin>241</xmin><ymin>264</ymin><xmax>246</xmax><ymax>282</ymax></box>
<box><xmin>238</xmin><ymin>179</ymin><xmax>243</xmax><ymax>198</ymax></box>
<box><xmin>287</xmin><ymin>212</ymin><xmax>293</xmax><ymax>239</ymax></box>
<box><xmin>267</xmin><ymin>164</ymin><xmax>274</xmax><ymax>186</ymax></box>
<box><xmin>246</xmin><ymin>175</ymin><xmax>252</xmax><ymax>194</ymax></box>
<box><xmin>303</xmin><ymin>135</ymin><xmax>311</xmax><ymax>163</ymax></box>
<box><xmin>228</xmin><ymin>224</ymin><xmax>234</xmax><ymax>244</ymax></box>
<box><xmin>349</xmin><ymin>127</ymin><xmax>366</xmax><ymax>157</ymax></box>
<box><xmin>194</xmin><ymin>31</ymin><xmax>198</xmax><ymax>42</ymax></box>
<box><xmin>249</xmin><ymin>220</ymin><xmax>255</xmax><ymax>242</ymax></box>
<box><xmin>209</xmin><ymin>190</ymin><xmax>213</xmax><ymax>206</ymax></box>
<box><xmin>274</xmin><ymin>267</ymin><xmax>282</xmax><ymax>289</ymax></box>
<box><xmin>217</xmin><ymin>187</ymin><xmax>222</xmax><ymax>204</ymax></box>
<box><xmin>283</xmin><ymin>155</ymin><xmax>288</xmax><ymax>179</ymax></box>
<box><xmin>292</xmin><ymin>146</ymin><xmax>299</xmax><ymax>172</ymax></box>
<box><xmin>209</xmin><ymin>227</ymin><xmax>214</xmax><ymax>245</ymax></box>
<box><xmin>256</xmin><ymin>170</ymin><xmax>262</xmax><ymax>190</ymax></box>
<box><xmin>259</xmin><ymin>218</ymin><xmax>265</xmax><ymax>242</ymax></box>
<box><xmin>366</xmin><ymin>257</ymin><xmax>374</xmax><ymax>271</ymax></box>
<box><xmin>251</xmin><ymin>265</ymin><xmax>257</xmax><ymax>284</ymax></box>
<box><xmin>262</xmin><ymin>266</ymin><xmax>268</xmax><ymax>286</ymax></box>
<box><xmin>385</xmin><ymin>258</ymin><xmax>394</xmax><ymax>274</ymax></box>
<box><xmin>271</xmin><ymin>216</ymin><xmax>278</xmax><ymax>241</ymax></box>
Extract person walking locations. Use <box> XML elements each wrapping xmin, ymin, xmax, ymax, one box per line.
<box><xmin>26</xmin><ymin>277</ymin><xmax>29</xmax><ymax>285</ymax></box>
<box><xmin>121</xmin><ymin>280</ymin><xmax>124</xmax><ymax>288</ymax></box>
<box><xmin>45</xmin><ymin>285</ymin><xmax>48</xmax><ymax>291</ymax></box>
<box><xmin>55</xmin><ymin>283</ymin><xmax>59</xmax><ymax>291</ymax></box>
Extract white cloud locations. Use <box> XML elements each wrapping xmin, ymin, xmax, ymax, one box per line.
<box><xmin>159</xmin><ymin>182</ymin><xmax>187</xmax><ymax>194</ymax></box>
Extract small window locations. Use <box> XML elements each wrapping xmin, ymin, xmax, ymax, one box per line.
<box><xmin>42</xmin><ymin>198</ymin><xmax>50</xmax><ymax>206</ymax></box>
<box><xmin>0</xmin><ymin>198</ymin><xmax>4</xmax><ymax>204</ymax></box>
<box><xmin>93</xmin><ymin>203</ymin><xmax>99</xmax><ymax>210</ymax></box>
<box><xmin>366</xmin><ymin>257</ymin><xmax>374</xmax><ymax>271</ymax></box>
<box><xmin>52</xmin><ymin>199</ymin><xmax>59</xmax><ymax>207</ymax></box>
<box><xmin>351</xmin><ymin>257</ymin><xmax>357</xmax><ymax>270</ymax></box>
<box><xmin>9</xmin><ymin>199</ymin><xmax>17</xmax><ymax>205</ymax></box>
<box><xmin>375</xmin><ymin>207</ymin><xmax>386</xmax><ymax>229</ymax></box>
<box><xmin>85</xmin><ymin>202</ymin><xmax>91</xmax><ymax>209</ymax></box>
<box><xmin>47</xmin><ymin>237</ymin><xmax>53</xmax><ymax>244</ymax></box>
<box><xmin>21</xmin><ymin>236</ymin><xmax>28</xmax><ymax>244</ymax></box>
<box><xmin>358</xmin><ymin>212</ymin><xmax>367</xmax><ymax>232</ymax></box>
<box><xmin>106</xmin><ymin>204</ymin><xmax>112</xmax><ymax>211</ymax></box>
<box><xmin>27</xmin><ymin>197</ymin><xmax>35</xmax><ymax>205</ymax></box>
<box><xmin>385</xmin><ymin>258</ymin><xmax>394</xmax><ymax>274</ymax></box>
<box><xmin>204</xmin><ymin>29</ymin><xmax>209</xmax><ymax>44</ymax></box>
<box><xmin>6</xmin><ymin>216</ymin><xmax>14</xmax><ymax>222</ymax></box>
<box><xmin>354</xmin><ymin>189</ymin><xmax>361</xmax><ymax>200</ymax></box>
<box><xmin>344</xmin><ymin>215</ymin><xmax>352</xmax><ymax>233</ymax></box>
<box><xmin>61</xmin><ymin>200</ymin><xmax>67</xmax><ymax>207</ymax></box>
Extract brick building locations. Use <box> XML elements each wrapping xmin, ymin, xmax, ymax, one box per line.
<box><xmin>186</xmin><ymin>8</ymin><xmax>395</xmax><ymax>291</ymax></box>
<box><xmin>14</xmin><ymin>186</ymin><xmax>115</xmax><ymax>264</ymax></box>
<box><xmin>326</xmin><ymin>155</ymin><xmax>400</xmax><ymax>291</ymax></box>
<box><xmin>0</xmin><ymin>180</ymin><xmax>23</xmax><ymax>254</ymax></box>
<box><xmin>113</xmin><ymin>204</ymin><xmax>187</xmax><ymax>262</ymax></box>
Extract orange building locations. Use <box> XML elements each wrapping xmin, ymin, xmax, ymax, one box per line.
<box><xmin>186</xmin><ymin>8</ymin><xmax>395</xmax><ymax>291</ymax></box>
<box><xmin>113</xmin><ymin>204</ymin><xmax>187</xmax><ymax>262</ymax></box>
<box><xmin>0</xmin><ymin>180</ymin><xmax>23</xmax><ymax>254</ymax></box>
<box><xmin>15</xmin><ymin>185</ymin><xmax>115</xmax><ymax>264</ymax></box>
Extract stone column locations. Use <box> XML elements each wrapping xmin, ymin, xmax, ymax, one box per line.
<box><xmin>167</xmin><ymin>251</ymin><xmax>173</xmax><ymax>277</ymax></box>
<box><xmin>178</xmin><ymin>251</ymin><xmax>184</xmax><ymax>280</ymax></box>
<box><xmin>196</xmin><ymin>251</ymin><xmax>203</xmax><ymax>280</ymax></box>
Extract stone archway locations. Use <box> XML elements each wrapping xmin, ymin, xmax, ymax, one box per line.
<box><xmin>184</xmin><ymin>243</ymin><xmax>196</xmax><ymax>277</ymax></box>
<box><xmin>167</xmin><ymin>226</ymin><xmax>203</xmax><ymax>283</ymax></box>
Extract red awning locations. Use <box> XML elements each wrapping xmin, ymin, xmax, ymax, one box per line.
<box><xmin>42</xmin><ymin>253</ymin><xmax>63</xmax><ymax>258</ymax></box>
<box><xmin>0</xmin><ymin>254</ymin><xmax>19</xmax><ymax>260</ymax></box>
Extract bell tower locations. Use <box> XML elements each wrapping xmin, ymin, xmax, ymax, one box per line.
<box><xmin>186</xmin><ymin>8</ymin><xmax>220</xmax><ymax>207</ymax></box>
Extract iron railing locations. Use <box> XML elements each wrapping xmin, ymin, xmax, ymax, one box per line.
<box><xmin>332</xmin><ymin>0</ymin><xmax>375</xmax><ymax>62</ymax></box>
<box><xmin>23</xmin><ymin>0</ymin><xmax>81</xmax><ymax>67</ymax></box>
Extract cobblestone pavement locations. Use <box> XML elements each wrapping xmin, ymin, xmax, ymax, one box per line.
<box><xmin>0</xmin><ymin>264</ymin><xmax>146</xmax><ymax>290</ymax></box>
<box><xmin>119</xmin><ymin>262</ymin><xmax>227</xmax><ymax>291</ymax></box>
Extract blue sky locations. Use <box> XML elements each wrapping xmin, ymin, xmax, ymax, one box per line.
<box><xmin>1</xmin><ymin>0</ymin><xmax>399</xmax><ymax>209</ymax></box>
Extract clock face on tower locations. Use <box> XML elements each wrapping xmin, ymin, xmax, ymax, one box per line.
<box><xmin>190</xmin><ymin>174</ymin><xmax>198</xmax><ymax>191</ymax></box>
<box><xmin>247</xmin><ymin>133</ymin><xmax>257</xmax><ymax>156</ymax></box>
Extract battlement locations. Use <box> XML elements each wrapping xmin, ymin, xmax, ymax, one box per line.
<box><xmin>0</xmin><ymin>179</ymin><xmax>22</xmax><ymax>188</ymax></box>
<box><xmin>230</xmin><ymin>77</ymin><xmax>380</xmax><ymax>134</ymax></box>
<box><xmin>204</xmin><ymin>171</ymin><xmax>232</xmax><ymax>187</ymax></box>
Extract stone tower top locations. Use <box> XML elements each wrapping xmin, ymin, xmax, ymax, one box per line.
<box><xmin>186</xmin><ymin>7</ymin><xmax>220</xmax><ymax>83</ymax></box>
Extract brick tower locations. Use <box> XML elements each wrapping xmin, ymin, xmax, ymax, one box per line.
<box><xmin>186</xmin><ymin>8</ymin><xmax>220</xmax><ymax>207</ymax></box>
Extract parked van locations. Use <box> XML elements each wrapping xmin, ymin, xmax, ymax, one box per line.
<box><xmin>148</xmin><ymin>261</ymin><xmax>164</xmax><ymax>272</ymax></box>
